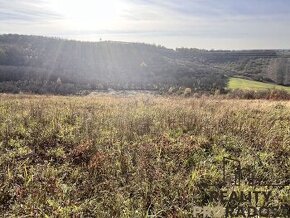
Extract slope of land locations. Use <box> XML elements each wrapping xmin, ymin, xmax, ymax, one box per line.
<box><xmin>0</xmin><ymin>34</ymin><xmax>226</xmax><ymax>93</ymax></box>
<box><xmin>228</xmin><ymin>77</ymin><xmax>290</xmax><ymax>92</ymax></box>
<box><xmin>1</xmin><ymin>34</ymin><xmax>290</xmax><ymax>94</ymax></box>
<box><xmin>0</xmin><ymin>94</ymin><xmax>289</xmax><ymax>216</ymax></box>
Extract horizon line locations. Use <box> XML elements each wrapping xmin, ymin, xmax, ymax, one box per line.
<box><xmin>1</xmin><ymin>33</ymin><xmax>290</xmax><ymax>51</ymax></box>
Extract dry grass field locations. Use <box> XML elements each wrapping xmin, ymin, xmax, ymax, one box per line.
<box><xmin>0</xmin><ymin>94</ymin><xmax>289</xmax><ymax>217</ymax></box>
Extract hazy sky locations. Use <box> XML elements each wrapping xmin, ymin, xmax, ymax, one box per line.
<box><xmin>1</xmin><ymin>0</ymin><xmax>290</xmax><ymax>49</ymax></box>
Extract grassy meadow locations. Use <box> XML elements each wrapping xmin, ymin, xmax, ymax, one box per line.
<box><xmin>228</xmin><ymin>77</ymin><xmax>290</xmax><ymax>92</ymax></box>
<box><xmin>0</xmin><ymin>94</ymin><xmax>289</xmax><ymax>217</ymax></box>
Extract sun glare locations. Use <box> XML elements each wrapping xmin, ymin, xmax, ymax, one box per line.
<box><xmin>50</xmin><ymin>0</ymin><xmax>127</xmax><ymax>30</ymax></box>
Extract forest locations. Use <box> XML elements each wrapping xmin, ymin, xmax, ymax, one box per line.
<box><xmin>0</xmin><ymin>34</ymin><xmax>289</xmax><ymax>94</ymax></box>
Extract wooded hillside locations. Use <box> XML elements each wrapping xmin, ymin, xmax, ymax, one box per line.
<box><xmin>0</xmin><ymin>34</ymin><xmax>289</xmax><ymax>94</ymax></box>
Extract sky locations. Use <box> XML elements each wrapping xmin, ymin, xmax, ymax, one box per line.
<box><xmin>0</xmin><ymin>0</ymin><xmax>290</xmax><ymax>49</ymax></box>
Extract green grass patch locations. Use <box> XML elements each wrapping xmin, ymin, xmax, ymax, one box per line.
<box><xmin>228</xmin><ymin>77</ymin><xmax>290</xmax><ymax>92</ymax></box>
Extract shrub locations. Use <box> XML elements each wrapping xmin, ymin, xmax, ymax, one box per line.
<box><xmin>227</xmin><ymin>89</ymin><xmax>290</xmax><ymax>100</ymax></box>
<box><xmin>268</xmin><ymin>89</ymin><xmax>290</xmax><ymax>100</ymax></box>
<box><xmin>183</xmin><ymin>88</ymin><xmax>192</xmax><ymax>97</ymax></box>
<box><xmin>168</xmin><ymin>87</ymin><xmax>175</xmax><ymax>94</ymax></box>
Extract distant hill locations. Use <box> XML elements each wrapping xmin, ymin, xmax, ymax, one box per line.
<box><xmin>176</xmin><ymin>48</ymin><xmax>290</xmax><ymax>85</ymax></box>
<box><xmin>0</xmin><ymin>34</ymin><xmax>289</xmax><ymax>94</ymax></box>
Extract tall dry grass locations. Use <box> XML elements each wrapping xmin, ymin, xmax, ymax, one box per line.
<box><xmin>0</xmin><ymin>94</ymin><xmax>289</xmax><ymax>217</ymax></box>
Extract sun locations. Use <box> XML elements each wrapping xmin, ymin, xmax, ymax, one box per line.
<box><xmin>50</xmin><ymin>0</ymin><xmax>127</xmax><ymax>30</ymax></box>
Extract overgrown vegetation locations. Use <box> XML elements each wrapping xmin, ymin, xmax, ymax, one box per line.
<box><xmin>0</xmin><ymin>34</ymin><xmax>227</xmax><ymax>94</ymax></box>
<box><xmin>0</xmin><ymin>94</ymin><xmax>289</xmax><ymax>217</ymax></box>
<box><xmin>2</xmin><ymin>34</ymin><xmax>290</xmax><ymax>95</ymax></box>
<box><xmin>226</xmin><ymin>89</ymin><xmax>290</xmax><ymax>100</ymax></box>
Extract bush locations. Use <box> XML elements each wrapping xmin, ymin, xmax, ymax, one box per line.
<box><xmin>227</xmin><ymin>89</ymin><xmax>290</xmax><ymax>100</ymax></box>
<box><xmin>168</xmin><ymin>87</ymin><xmax>176</xmax><ymax>94</ymax></box>
<box><xmin>268</xmin><ymin>89</ymin><xmax>290</xmax><ymax>100</ymax></box>
<box><xmin>183</xmin><ymin>88</ymin><xmax>192</xmax><ymax>97</ymax></box>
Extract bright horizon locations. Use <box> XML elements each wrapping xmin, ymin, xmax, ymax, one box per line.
<box><xmin>1</xmin><ymin>0</ymin><xmax>290</xmax><ymax>50</ymax></box>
